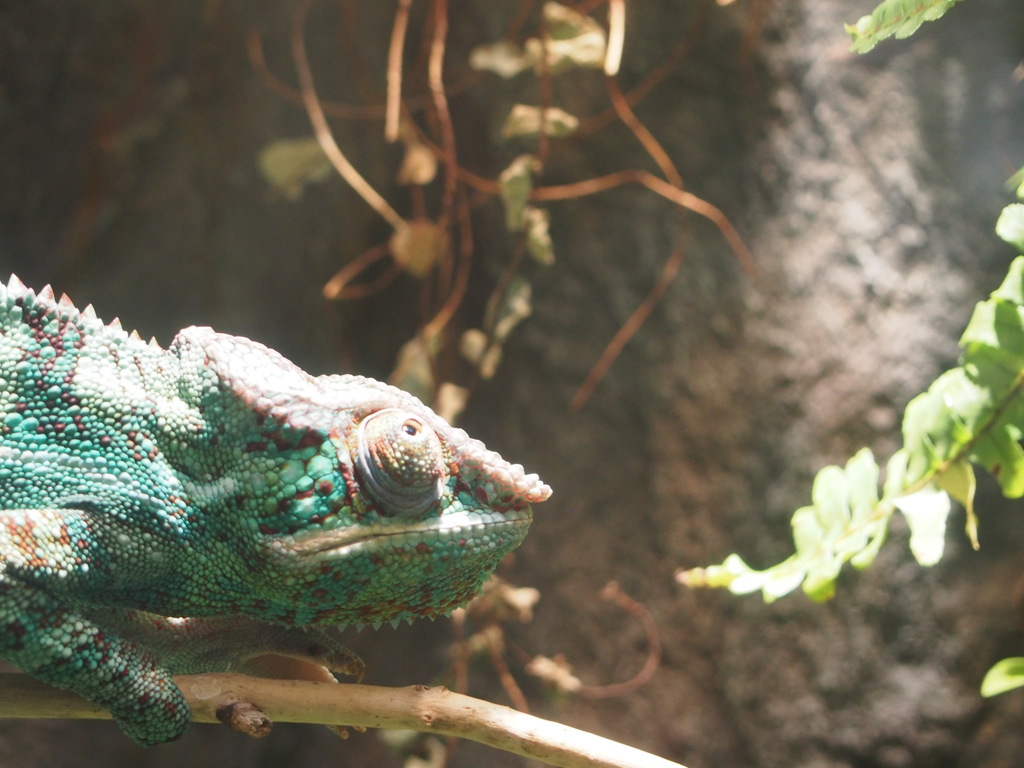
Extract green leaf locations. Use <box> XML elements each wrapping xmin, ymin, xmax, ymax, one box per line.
<box><xmin>899</xmin><ymin>272</ymin><xmax>1024</xmax><ymax>500</ymax></box>
<box><xmin>389</xmin><ymin>334</ymin><xmax>441</xmax><ymax>403</ymax></box>
<box><xmin>529</xmin><ymin>2</ymin><xmax>606</xmax><ymax>73</ymax></box>
<box><xmin>257</xmin><ymin>138</ymin><xmax>333</xmax><ymax>200</ymax></box>
<box><xmin>899</xmin><ymin>370</ymin><xmax>965</xmax><ymax>485</ymax></box>
<box><xmin>523</xmin><ymin>207</ymin><xmax>555</xmax><ymax>265</ymax></box>
<box><xmin>498</xmin><ymin>159</ymin><xmax>556</xmax><ymax>265</ymax></box>
<box><xmin>935</xmin><ymin>460</ymin><xmax>978</xmax><ymax>549</ymax></box>
<box><xmin>680</xmin><ymin>449</ymin><xmax>890</xmax><ymax>602</ymax></box>
<box><xmin>893</xmin><ymin>485</ymin><xmax>949</xmax><ymax>565</ymax></box>
<box><xmin>961</xmin><ymin>297</ymin><xmax>1024</xmax><ymax>354</ymax></box>
<box><xmin>499</xmin><ymin>155</ymin><xmax>540</xmax><ymax>231</ymax></box>
<box><xmin>463</xmin><ymin>276</ymin><xmax>537</xmax><ymax>381</ymax></box>
<box><xmin>997</xmin><ymin>204</ymin><xmax>1024</xmax><ymax>252</ymax></box>
<box><xmin>389</xmin><ymin>219</ymin><xmax>450</xmax><ymax>279</ymax></box>
<box><xmin>1006</xmin><ymin>167</ymin><xmax>1024</xmax><ymax>200</ymax></box>
<box><xmin>502</xmin><ymin>105</ymin><xmax>579</xmax><ymax>140</ymax></box>
<box><xmin>683</xmin><ymin>244</ymin><xmax>1024</xmax><ymax>603</ymax></box>
<box><xmin>981</xmin><ymin>657</ymin><xmax>1024</xmax><ymax>697</ymax></box>
<box><xmin>676</xmin><ymin>553</ymin><xmax>762</xmax><ymax>593</ymax></box>
<box><xmin>990</xmin><ymin>252</ymin><xmax>1024</xmax><ymax>305</ymax></box>
<box><xmin>845</xmin><ymin>0</ymin><xmax>968</xmax><ymax>54</ymax></box>
<box><xmin>469</xmin><ymin>41</ymin><xmax>535</xmax><ymax>78</ymax></box>
<box><xmin>762</xmin><ymin>558</ymin><xmax>812</xmax><ymax>603</ymax></box>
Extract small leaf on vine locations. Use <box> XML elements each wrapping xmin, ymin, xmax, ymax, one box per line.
<box><xmin>499</xmin><ymin>155</ymin><xmax>540</xmax><ymax>231</ymax></box>
<box><xmin>469</xmin><ymin>41</ymin><xmax>535</xmax><ymax>78</ymax></box>
<box><xmin>396</xmin><ymin>126</ymin><xmax>438</xmax><ymax>186</ymax></box>
<box><xmin>257</xmin><ymin>137</ymin><xmax>333</xmax><ymax>200</ymax></box>
<box><xmin>845</xmin><ymin>0</ymin><xmax>968</xmax><ymax>54</ymax></box>
<box><xmin>996</xmin><ymin>204</ymin><xmax>1024</xmax><ymax>251</ymax></box>
<box><xmin>935</xmin><ymin>460</ymin><xmax>979</xmax><ymax>549</ymax></box>
<box><xmin>389</xmin><ymin>219</ymin><xmax>450</xmax><ymax>278</ymax></box>
<box><xmin>981</xmin><ymin>657</ymin><xmax>1024</xmax><ymax>697</ymax></box>
<box><xmin>502</xmin><ymin>105</ymin><xmax>579</xmax><ymax>139</ymax></box>
<box><xmin>683</xmin><ymin>246</ymin><xmax>1024</xmax><ymax>603</ymax></box>
<box><xmin>892</xmin><ymin>485</ymin><xmax>950</xmax><ymax>566</ymax></box>
<box><xmin>523</xmin><ymin>207</ymin><xmax>555</xmax><ymax>265</ymax></box>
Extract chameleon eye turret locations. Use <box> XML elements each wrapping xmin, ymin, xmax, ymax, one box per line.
<box><xmin>353</xmin><ymin>408</ymin><xmax>446</xmax><ymax>518</ymax></box>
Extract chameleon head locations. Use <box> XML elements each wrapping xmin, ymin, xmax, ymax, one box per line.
<box><xmin>261</xmin><ymin>380</ymin><xmax>552</xmax><ymax>627</ymax></box>
<box><xmin>170</xmin><ymin>328</ymin><xmax>551</xmax><ymax>626</ymax></box>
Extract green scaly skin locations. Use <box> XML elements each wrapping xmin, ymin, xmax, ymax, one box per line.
<box><xmin>0</xmin><ymin>275</ymin><xmax>550</xmax><ymax>744</ymax></box>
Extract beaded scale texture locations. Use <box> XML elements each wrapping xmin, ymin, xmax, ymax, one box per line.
<box><xmin>0</xmin><ymin>275</ymin><xmax>551</xmax><ymax>744</ymax></box>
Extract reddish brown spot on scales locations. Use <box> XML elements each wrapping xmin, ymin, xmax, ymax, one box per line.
<box><xmin>296</xmin><ymin>431</ymin><xmax>323</xmax><ymax>450</ymax></box>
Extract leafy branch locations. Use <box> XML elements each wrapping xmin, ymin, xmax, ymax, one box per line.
<box><xmin>680</xmin><ymin>202</ymin><xmax>1024</xmax><ymax>692</ymax></box>
<box><xmin>845</xmin><ymin>0</ymin><xmax>969</xmax><ymax>53</ymax></box>
<box><xmin>680</xmin><ymin>208</ymin><xmax>1024</xmax><ymax>596</ymax></box>
<box><xmin>681</xmin><ymin>0</ymin><xmax>1024</xmax><ymax>706</ymax></box>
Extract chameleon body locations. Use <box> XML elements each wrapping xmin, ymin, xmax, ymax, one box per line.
<box><xmin>0</xmin><ymin>275</ymin><xmax>550</xmax><ymax>744</ymax></box>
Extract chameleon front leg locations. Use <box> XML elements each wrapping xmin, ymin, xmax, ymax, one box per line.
<box><xmin>1</xmin><ymin>507</ymin><xmax>363</xmax><ymax>743</ymax></box>
<box><xmin>101</xmin><ymin>612</ymin><xmax>365</xmax><ymax>683</ymax></box>
<box><xmin>0</xmin><ymin>569</ymin><xmax>191</xmax><ymax>744</ymax></box>
<box><xmin>0</xmin><ymin>508</ymin><xmax>190</xmax><ymax>745</ymax></box>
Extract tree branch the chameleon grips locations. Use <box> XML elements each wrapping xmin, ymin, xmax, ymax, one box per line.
<box><xmin>0</xmin><ymin>673</ymin><xmax>689</xmax><ymax>768</ymax></box>
<box><xmin>0</xmin><ymin>275</ymin><xmax>550</xmax><ymax>744</ymax></box>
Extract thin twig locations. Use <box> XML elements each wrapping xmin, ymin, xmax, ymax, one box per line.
<box><xmin>578</xmin><ymin>582</ymin><xmax>662</xmax><ymax>698</ymax></box>
<box><xmin>606</xmin><ymin>75</ymin><xmax>681</xmax><ymax>186</ymax></box>
<box><xmin>506</xmin><ymin>0</ymin><xmax>540</xmax><ymax>39</ymax></box>
<box><xmin>533</xmin><ymin>170</ymin><xmax>754</xmax><ymax>276</ymax></box>
<box><xmin>414</xmin><ymin>0</ymin><xmax>471</xmax><ymax>342</ymax></box>
<box><xmin>322</xmin><ymin>241</ymin><xmax>401</xmax><ymax>300</ymax></box>
<box><xmin>605</xmin><ymin>0</ymin><xmax>626</xmax><ymax>76</ymax></box>
<box><xmin>247</xmin><ymin>28</ymin><xmax>384</xmax><ymax>119</ymax></box>
<box><xmin>450</xmin><ymin>609</ymin><xmax>471</xmax><ymax>696</ymax></box>
<box><xmin>421</xmin><ymin>184</ymin><xmax>474</xmax><ymax>339</ymax></box>
<box><xmin>427</xmin><ymin>0</ymin><xmax>458</xmax><ymax>219</ymax></box>
<box><xmin>486</xmin><ymin>628</ymin><xmax>531</xmax><ymax>713</ymax></box>
<box><xmin>407</xmin><ymin>134</ymin><xmax>754</xmax><ymax>302</ymax></box>
<box><xmin>566</xmin><ymin>75</ymin><xmax>687</xmax><ymax>410</ymax></box>
<box><xmin>385</xmin><ymin>0</ymin><xmax>412</xmax><ymax>142</ymax></box>
<box><xmin>536</xmin><ymin>20</ymin><xmax>552</xmax><ymax>167</ymax></box>
<box><xmin>576</xmin><ymin>1</ymin><xmax>709</xmax><ymax>138</ymax></box>
<box><xmin>416</xmin><ymin>133</ymin><xmax>743</xmax><ymax>270</ymax></box>
<box><xmin>291</xmin><ymin>0</ymin><xmax>406</xmax><ymax>232</ymax></box>
<box><xmin>248</xmin><ymin>26</ymin><xmax>485</xmax><ymax>121</ymax></box>
<box><xmin>569</xmin><ymin>242</ymin><xmax>684</xmax><ymax>411</ymax></box>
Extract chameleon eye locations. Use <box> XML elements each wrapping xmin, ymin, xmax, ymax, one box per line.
<box><xmin>354</xmin><ymin>408</ymin><xmax>446</xmax><ymax>517</ymax></box>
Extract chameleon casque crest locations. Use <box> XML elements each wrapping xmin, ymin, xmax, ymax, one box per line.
<box><xmin>0</xmin><ymin>275</ymin><xmax>551</xmax><ymax>744</ymax></box>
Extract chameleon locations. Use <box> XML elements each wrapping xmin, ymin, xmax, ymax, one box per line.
<box><xmin>0</xmin><ymin>274</ymin><xmax>550</xmax><ymax>745</ymax></box>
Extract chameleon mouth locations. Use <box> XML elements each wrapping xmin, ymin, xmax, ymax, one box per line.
<box><xmin>279</xmin><ymin>508</ymin><xmax>533</xmax><ymax>559</ymax></box>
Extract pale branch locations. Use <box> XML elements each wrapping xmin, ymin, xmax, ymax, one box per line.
<box><xmin>291</xmin><ymin>0</ymin><xmax>406</xmax><ymax>233</ymax></box>
<box><xmin>0</xmin><ymin>673</ymin><xmax>688</xmax><ymax>768</ymax></box>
